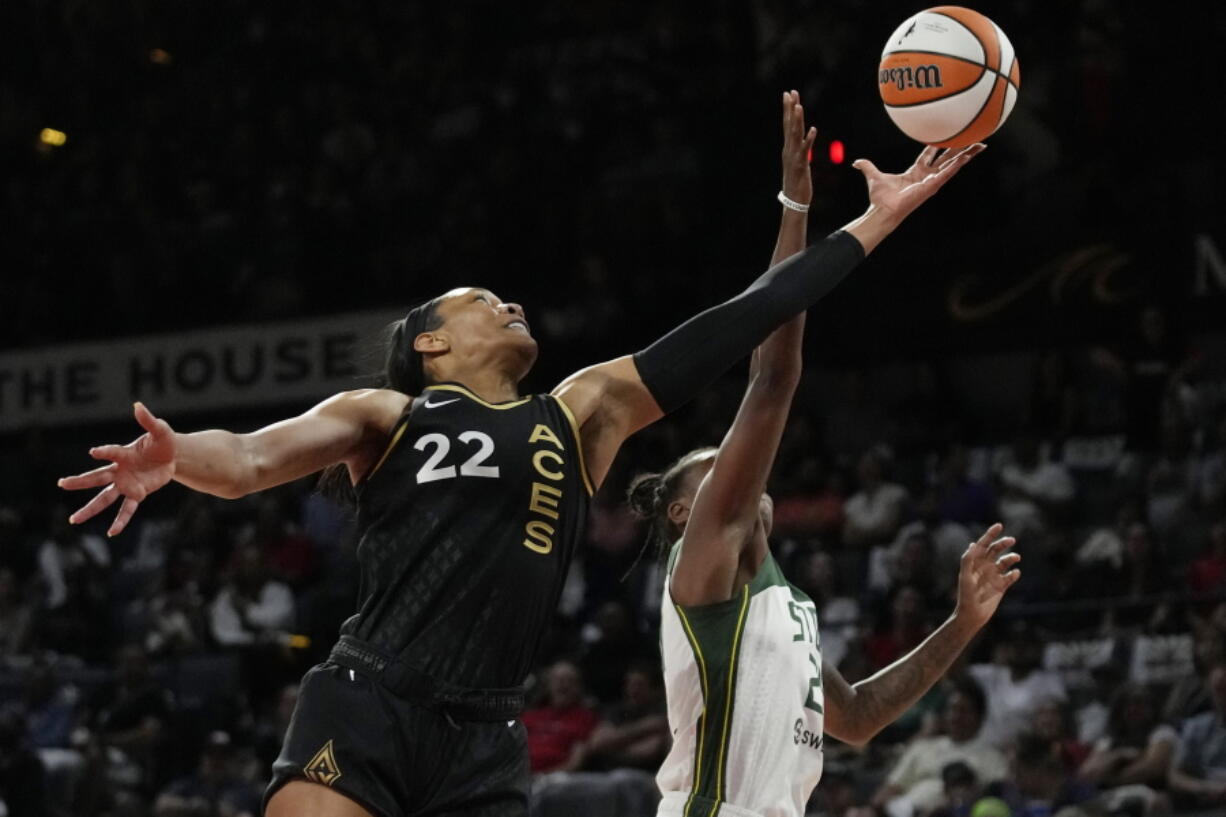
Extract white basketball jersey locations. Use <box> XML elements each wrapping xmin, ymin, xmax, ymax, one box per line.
<box><xmin>657</xmin><ymin>546</ymin><xmax>825</xmax><ymax>817</ymax></box>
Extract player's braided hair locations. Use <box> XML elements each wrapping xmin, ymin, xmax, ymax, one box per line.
<box><xmin>625</xmin><ymin>447</ymin><xmax>717</xmax><ymax>568</ymax></box>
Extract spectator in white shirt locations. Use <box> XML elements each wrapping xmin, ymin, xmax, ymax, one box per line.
<box><xmin>844</xmin><ymin>447</ymin><xmax>910</xmax><ymax>549</ymax></box>
<box><xmin>872</xmin><ymin>678</ymin><xmax>1008</xmax><ymax>817</ymax></box>
<box><xmin>209</xmin><ymin>544</ymin><xmax>294</xmax><ymax>647</ymax></box>
<box><xmin>968</xmin><ymin>621</ymin><xmax>1067</xmax><ymax>750</ymax></box>
<box><xmin>996</xmin><ymin>434</ymin><xmax>1074</xmax><ymax>539</ymax></box>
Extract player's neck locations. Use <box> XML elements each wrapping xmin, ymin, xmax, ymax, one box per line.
<box><xmin>433</xmin><ymin>367</ymin><xmax>521</xmax><ymax>404</ymax></box>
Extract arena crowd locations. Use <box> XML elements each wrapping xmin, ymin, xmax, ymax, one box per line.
<box><xmin>4</xmin><ymin>1</ymin><xmax>1225</xmax><ymax>816</ymax></box>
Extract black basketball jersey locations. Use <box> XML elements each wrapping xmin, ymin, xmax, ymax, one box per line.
<box><xmin>341</xmin><ymin>382</ymin><xmax>592</xmax><ymax>689</ymax></box>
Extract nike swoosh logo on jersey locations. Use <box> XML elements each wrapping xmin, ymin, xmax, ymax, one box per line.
<box><xmin>423</xmin><ymin>398</ymin><xmax>461</xmax><ymax>409</ymax></box>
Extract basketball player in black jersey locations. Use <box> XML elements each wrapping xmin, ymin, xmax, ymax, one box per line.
<box><xmin>59</xmin><ymin>93</ymin><xmax>984</xmax><ymax>817</ymax></box>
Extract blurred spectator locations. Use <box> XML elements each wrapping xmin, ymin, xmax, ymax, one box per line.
<box><xmin>153</xmin><ymin>730</ymin><xmax>261</xmax><ymax>817</ymax></box>
<box><xmin>1077</xmin><ymin>502</ymin><xmax>1142</xmax><ymax>571</ymax></box>
<box><xmin>82</xmin><ymin>644</ymin><xmax>176</xmax><ymax>811</ymax></box>
<box><xmin>141</xmin><ymin>553</ymin><xmax>210</xmax><ymax>657</ymax></box>
<box><xmin>889</xmin><ymin>485</ymin><xmax>973</xmax><ymax>598</ymax></box>
<box><xmin>1164</xmin><ymin>629</ymin><xmax>1226</xmax><ymax>724</ymax></box>
<box><xmin>0</xmin><ymin>568</ymin><xmax>33</xmax><ymax>659</ymax></box>
<box><xmin>580</xmin><ymin>661</ymin><xmax>669</xmax><ymax>772</ymax></box>
<box><xmin>1092</xmin><ymin>307</ymin><xmax>1196</xmax><ymax>453</ymax></box>
<box><xmin>522</xmin><ymin>660</ymin><xmax>598</xmax><ymax>774</ymax></box>
<box><xmin>1078</xmin><ymin>684</ymin><xmax>1176</xmax><ymax>812</ymax></box>
<box><xmin>870</xmin><ymin>529</ymin><xmax>947</xmax><ymax>600</ymax></box>
<box><xmin>924</xmin><ymin>761</ymin><xmax>985</xmax><ymax>817</ymax></box>
<box><xmin>969</xmin><ymin>621</ymin><xmax>1067</xmax><ymax>750</ymax></box>
<box><xmin>36</xmin><ymin>509</ymin><xmax>111</xmax><ymax>657</ymax></box>
<box><xmin>209</xmin><ymin>545</ymin><xmax>295</xmax><ymax>648</ymax></box>
<box><xmin>988</xmin><ymin>731</ymin><xmax>1097</xmax><ymax>817</ymax></box>
<box><xmin>1166</xmin><ymin>659</ymin><xmax>1226</xmax><ymax>809</ymax></box>
<box><xmin>1196</xmin><ymin>411</ymin><xmax>1226</xmax><ymax>510</ymax></box>
<box><xmin>996</xmin><ymin>434</ymin><xmax>1075</xmax><ymax>541</ymax></box>
<box><xmin>791</xmin><ymin>550</ymin><xmax>860</xmax><ymax>669</ymax></box>
<box><xmin>1144</xmin><ymin>423</ymin><xmax>1199</xmax><ymax>548</ymax></box>
<box><xmin>254</xmin><ymin>684</ymin><xmax>299</xmax><ymax>773</ymax></box>
<box><xmin>872</xmin><ymin>678</ymin><xmax>1008</xmax><ymax>817</ymax></box>
<box><xmin>933</xmin><ymin>445</ymin><xmax>997</xmax><ymax>529</ymax></box>
<box><xmin>0</xmin><ymin>710</ymin><xmax>47</xmax><ymax>817</ymax></box>
<box><xmin>867</xmin><ymin>585</ymin><xmax>933</xmax><ymax>671</ymax></box>
<box><xmin>1189</xmin><ymin>519</ymin><xmax>1226</xmax><ymax>597</ymax></box>
<box><xmin>772</xmin><ymin>456</ymin><xmax>846</xmax><ymax>544</ymax></box>
<box><xmin>18</xmin><ymin>659</ymin><xmax>86</xmax><ymax>812</ymax></box>
<box><xmin>578</xmin><ymin>601</ymin><xmax>651</xmax><ymax>705</ymax></box>
<box><xmin>844</xmin><ymin>448</ymin><xmax>910</xmax><ymax>550</ymax></box>
<box><xmin>1032</xmin><ymin>698</ymin><xmax>1091</xmax><ymax>773</ymax></box>
<box><xmin>1099</xmin><ymin>522</ymin><xmax>1175</xmax><ymax>633</ymax></box>
<box><xmin>1077</xmin><ymin>661</ymin><xmax>1128</xmax><ymax>746</ymax></box>
<box><xmin>236</xmin><ymin>496</ymin><xmax>317</xmax><ymax>588</ymax></box>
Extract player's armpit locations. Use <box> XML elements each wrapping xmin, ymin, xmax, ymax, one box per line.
<box><xmin>551</xmin><ymin>356</ymin><xmax>661</xmax><ymax>490</ymax></box>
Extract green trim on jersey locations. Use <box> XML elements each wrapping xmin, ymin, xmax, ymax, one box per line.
<box><xmin>667</xmin><ymin>540</ymin><xmax>815</xmax><ymax>815</ymax></box>
<box><xmin>673</xmin><ymin>584</ymin><xmax>752</xmax><ymax>816</ymax></box>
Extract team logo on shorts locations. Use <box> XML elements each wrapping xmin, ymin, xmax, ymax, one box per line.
<box><xmin>304</xmin><ymin>739</ymin><xmax>342</xmax><ymax>786</ymax></box>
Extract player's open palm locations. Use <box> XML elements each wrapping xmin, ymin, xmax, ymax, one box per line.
<box><xmin>58</xmin><ymin>402</ymin><xmax>176</xmax><ymax>537</ymax></box>
<box><xmin>781</xmin><ymin>90</ymin><xmax>817</xmax><ymax>204</ymax></box>
<box><xmin>853</xmin><ymin>142</ymin><xmax>985</xmax><ymax>222</ymax></box>
<box><xmin>953</xmin><ymin>522</ymin><xmax>1020</xmax><ymax>629</ymax></box>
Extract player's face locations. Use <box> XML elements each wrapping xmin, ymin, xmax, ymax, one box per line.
<box><xmin>432</xmin><ymin>287</ymin><xmax>538</xmax><ymax>368</ymax></box>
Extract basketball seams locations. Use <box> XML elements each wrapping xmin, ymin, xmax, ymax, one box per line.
<box><xmin>934</xmin><ymin>74</ymin><xmax>1005</xmax><ymax>147</ymax></box>
<box><xmin>927</xmin><ymin>8</ymin><xmax>999</xmax><ymax>71</ymax></box>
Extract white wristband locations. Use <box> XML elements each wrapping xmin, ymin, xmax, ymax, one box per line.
<box><xmin>777</xmin><ymin>190</ymin><xmax>810</xmax><ymax>213</ymax></box>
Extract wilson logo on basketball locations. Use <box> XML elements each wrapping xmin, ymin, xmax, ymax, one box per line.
<box><xmin>879</xmin><ymin>65</ymin><xmax>943</xmax><ymax>91</ymax></box>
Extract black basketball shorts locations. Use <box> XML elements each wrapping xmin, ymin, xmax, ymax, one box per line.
<box><xmin>264</xmin><ymin>662</ymin><xmax>530</xmax><ymax>817</ymax></box>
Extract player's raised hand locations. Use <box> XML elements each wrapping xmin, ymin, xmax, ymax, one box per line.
<box><xmin>953</xmin><ymin>522</ymin><xmax>1021</xmax><ymax>629</ymax></box>
<box><xmin>57</xmin><ymin>401</ymin><xmax>177</xmax><ymax>537</ymax></box>
<box><xmin>852</xmin><ymin>142</ymin><xmax>985</xmax><ymax>223</ymax></box>
<box><xmin>781</xmin><ymin>90</ymin><xmax>818</xmax><ymax>205</ymax></box>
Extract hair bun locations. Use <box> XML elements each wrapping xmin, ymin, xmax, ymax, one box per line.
<box><xmin>626</xmin><ymin>473</ymin><xmax>664</xmax><ymax>519</ymax></box>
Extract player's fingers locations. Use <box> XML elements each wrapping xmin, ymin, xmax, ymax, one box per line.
<box><xmin>804</xmin><ymin>126</ymin><xmax>818</xmax><ymax>149</ymax></box>
<box><xmin>57</xmin><ymin>464</ymin><xmax>118</xmax><ymax>491</ymax></box>
<box><xmin>929</xmin><ymin>150</ymin><xmax>978</xmax><ymax>189</ymax></box>
<box><xmin>134</xmin><ymin>401</ymin><xmax>161</xmax><ymax>435</ymax></box>
<box><xmin>89</xmin><ymin>444</ymin><xmax>132</xmax><ymax>464</ymax></box>
<box><xmin>996</xmin><ymin>552</ymin><xmax>1022</xmax><ymax>571</ymax></box>
<box><xmin>972</xmin><ymin>522</ymin><xmax>1004</xmax><ymax>551</ymax></box>
<box><xmin>851</xmin><ymin>158</ymin><xmax>880</xmax><ymax>179</ymax></box>
<box><xmin>108</xmin><ymin>497</ymin><xmax>141</xmax><ymax>538</ymax></box>
<box><xmin>916</xmin><ymin>145</ymin><xmax>939</xmax><ymax>168</ymax></box>
<box><xmin>986</xmin><ymin>535</ymin><xmax>1017</xmax><ymax>558</ymax></box>
<box><xmin>936</xmin><ymin>142</ymin><xmax>985</xmax><ymax>172</ymax></box>
<box><xmin>69</xmin><ymin>485</ymin><xmax>121</xmax><ymax>525</ymax></box>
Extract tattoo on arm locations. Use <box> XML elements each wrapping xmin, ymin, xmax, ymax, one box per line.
<box><xmin>826</xmin><ymin>616</ymin><xmax>977</xmax><ymax>744</ymax></box>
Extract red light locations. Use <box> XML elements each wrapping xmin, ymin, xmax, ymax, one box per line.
<box><xmin>806</xmin><ymin>147</ymin><xmax>813</xmax><ymax>164</ymax></box>
<box><xmin>828</xmin><ymin>140</ymin><xmax>845</xmax><ymax>164</ymax></box>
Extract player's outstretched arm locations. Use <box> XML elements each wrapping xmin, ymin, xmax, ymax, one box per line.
<box><xmin>823</xmin><ymin>523</ymin><xmax>1020</xmax><ymax>746</ymax></box>
<box><xmin>58</xmin><ymin>389</ymin><xmax>406</xmax><ymax>536</ymax></box>
<box><xmin>554</xmin><ymin>126</ymin><xmax>984</xmax><ymax>490</ymax></box>
<box><xmin>671</xmin><ymin>90</ymin><xmax>812</xmax><ymax>606</ymax></box>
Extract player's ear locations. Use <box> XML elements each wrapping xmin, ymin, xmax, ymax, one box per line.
<box><xmin>667</xmin><ymin>498</ymin><xmax>692</xmax><ymax>530</ymax></box>
<box><xmin>413</xmin><ymin>332</ymin><xmax>450</xmax><ymax>354</ymax></box>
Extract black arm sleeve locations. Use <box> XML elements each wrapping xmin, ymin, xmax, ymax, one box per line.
<box><xmin>632</xmin><ymin>229</ymin><xmax>865</xmax><ymax>414</ymax></box>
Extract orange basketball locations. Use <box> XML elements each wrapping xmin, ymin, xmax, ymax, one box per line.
<box><xmin>878</xmin><ymin>6</ymin><xmax>1020</xmax><ymax>148</ymax></box>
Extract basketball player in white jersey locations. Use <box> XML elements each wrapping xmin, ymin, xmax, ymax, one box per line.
<box><xmin>627</xmin><ymin>95</ymin><xmax>1020</xmax><ymax>817</ymax></box>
